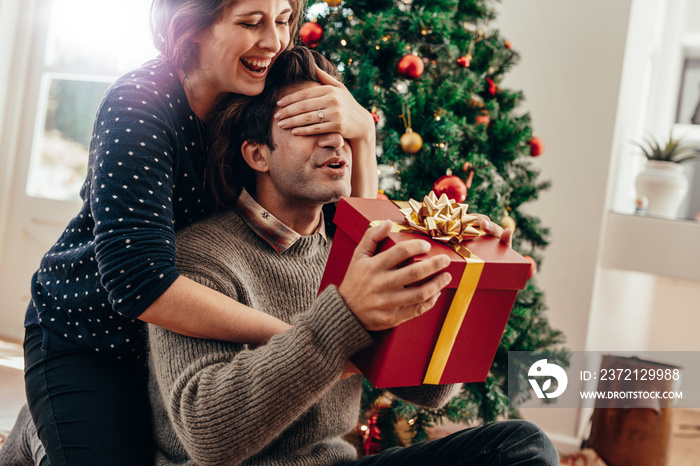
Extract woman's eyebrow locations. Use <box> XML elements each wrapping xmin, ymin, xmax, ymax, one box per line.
<box><xmin>234</xmin><ymin>7</ymin><xmax>293</xmax><ymax>17</ymax></box>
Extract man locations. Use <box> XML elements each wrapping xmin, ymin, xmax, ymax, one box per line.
<box><xmin>148</xmin><ymin>46</ymin><xmax>558</xmax><ymax>466</ymax></box>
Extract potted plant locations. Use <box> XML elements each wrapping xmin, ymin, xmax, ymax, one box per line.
<box><xmin>634</xmin><ymin>132</ymin><xmax>700</xmax><ymax>218</ymax></box>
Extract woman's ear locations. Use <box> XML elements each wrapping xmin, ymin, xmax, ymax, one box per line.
<box><xmin>241</xmin><ymin>141</ymin><xmax>271</xmax><ymax>173</ymax></box>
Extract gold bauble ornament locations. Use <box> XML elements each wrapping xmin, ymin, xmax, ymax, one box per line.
<box><xmin>500</xmin><ymin>213</ymin><xmax>516</xmax><ymax>231</ymax></box>
<box><xmin>324</xmin><ymin>0</ymin><xmax>343</xmax><ymax>6</ymax></box>
<box><xmin>400</xmin><ymin>128</ymin><xmax>423</xmax><ymax>154</ymax></box>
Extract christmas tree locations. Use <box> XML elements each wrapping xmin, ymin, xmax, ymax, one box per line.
<box><xmin>302</xmin><ymin>0</ymin><xmax>567</xmax><ymax>451</ymax></box>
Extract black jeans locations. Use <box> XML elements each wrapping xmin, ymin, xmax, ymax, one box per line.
<box><xmin>340</xmin><ymin>420</ymin><xmax>559</xmax><ymax>466</ymax></box>
<box><xmin>24</xmin><ymin>325</ymin><xmax>153</xmax><ymax>466</ymax></box>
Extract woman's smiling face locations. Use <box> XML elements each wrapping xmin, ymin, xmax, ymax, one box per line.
<box><xmin>195</xmin><ymin>0</ymin><xmax>293</xmax><ymax>96</ymax></box>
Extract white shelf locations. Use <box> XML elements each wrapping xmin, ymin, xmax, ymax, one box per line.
<box><xmin>600</xmin><ymin>212</ymin><xmax>700</xmax><ymax>281</ymax></box>
<box><xmin>673</xmin><ymin>123</ymin><xmax>700</xmax><ymax>143</ymax></box>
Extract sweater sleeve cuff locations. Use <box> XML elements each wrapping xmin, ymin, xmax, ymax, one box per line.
<box><xmin>296</xmin><ymin>285</ymin><xmax>372</xmax><ymax>366</ymax></box>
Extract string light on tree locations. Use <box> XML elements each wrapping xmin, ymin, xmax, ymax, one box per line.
<box><xmin>399</xmin><ymin>103</ymin><xmax>423</xmax><ymax>154</ymax></box>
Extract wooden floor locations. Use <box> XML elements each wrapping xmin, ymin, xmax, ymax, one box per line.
<box><xmin>1</xmin><ymin>338</ymin><xmax>699</xmax><ymax>464</ymax></box>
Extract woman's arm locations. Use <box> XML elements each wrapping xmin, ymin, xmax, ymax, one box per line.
<box><xmin>347</xmin><ymin>121</ymin><xmax>378</xmax><ymax>198</ymax></box>
<box><xmin>89</xmin><ymin>81</ymin><xmax>292</xmax><ymax>346</ymax></box>
<box><xmin>139</xmin><ymin>276</ymin><xmax>291</xmax><ymax>343</ymax></box>
<box><xmin>275</xmin><ymin>66</ymin><xmax>378</xmax><ymax>198</ymax></box>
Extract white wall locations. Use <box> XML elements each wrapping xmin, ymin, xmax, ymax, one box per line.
<box><xmin>494</xmin><ymin>0</ymin><xmax>634</xmax><ymax>449</ymax></box>
<box><xmin>648</xmin><ymin>276</ymin><xmax>700</xmax><ymax>352</ymax></box>
<box><xmin>494</xmin><ymin>0</ymin><xmax>632</xmax><ymax>353</ymax></box>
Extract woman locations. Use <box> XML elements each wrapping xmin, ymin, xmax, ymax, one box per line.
<box><xmin>21</xmin><ymin>1</ymin><xmax>380</xmax><ymax>464</ymax></box>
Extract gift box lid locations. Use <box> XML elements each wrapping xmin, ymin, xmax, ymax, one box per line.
<box><xmin>333</xmin><ymin>197</ymin><xmax>531</xmax><ymax>291</ymax></box>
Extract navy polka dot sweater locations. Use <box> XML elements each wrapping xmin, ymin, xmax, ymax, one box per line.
<box><xmin>25</xmin><ymin>58</ymin><xmax>215</xmax><ymax>360</ymax></box>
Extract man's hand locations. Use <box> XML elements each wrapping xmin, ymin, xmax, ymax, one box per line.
<box><xmin>338</xmin><ymin>221</ymin><xmax>452</xmax><ymax>332</ymax></box>
<box><xmin>475</xmin><ymin>215</ymin><xmax>513</xmax><ymax>247</ymax></box>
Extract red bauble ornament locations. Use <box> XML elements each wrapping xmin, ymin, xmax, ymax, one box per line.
<box><xmin>299</xmin><ymin>22</ymin><xmax>323</xmax><ymax>48</ymax></box>
<box><xmin>397</xmin><ymin>54</ymin><xmax>424</xmax><ymax>79</ymax></box>
<box><xmin>377</xmin><ymin>190</ymin><xmax>389</xmax><ymax>200</ymax></box>
<box><xmin>505</xmin><ymin>39</ymin><xmax>512</xmax><ymax>50</ymax></box>
<box><xmin>432</xmin><ymin>174</ymin><xmax>467</xmax><ymax>203</ymax></box>
<box><xmin>523</xmin><ymin>255</ymin><xmax>537</xmax><ymax>279</ymax></box>
<box><xmin>486</xmin><ymin>77</ymin><xmax>498</xmax><ymax>96</ymax></box>
<box><xmin>457</xmin><ymin>55</ymin><xmax>471</xmax><ymax>68</ymax></box>
<box><xmin>529</xmin><ymin>136</ymin><xmax>545</xmax><ymax>156</ymax></box>
<box><xmin>371</xmin><ymin>112</ymin><xmax>380</xmax><ymax>124</ymax></box>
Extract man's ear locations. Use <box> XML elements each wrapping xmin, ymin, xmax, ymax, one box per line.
<box><xmin>241</xmin><ymin>140</ymin><xmax>270</xmax><ymax>174</ymax></box>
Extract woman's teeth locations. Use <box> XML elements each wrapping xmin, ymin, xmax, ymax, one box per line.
<box><xmin>241</xmin><ymin>58</ymin><xmax>271</xmax><ymax>73</ymax></box>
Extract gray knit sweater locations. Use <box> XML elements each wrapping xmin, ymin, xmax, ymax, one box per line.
<box><xmin>148</xmin><ymin>208</ymin><xmax>459</xmax><ymax>466</ymax></box>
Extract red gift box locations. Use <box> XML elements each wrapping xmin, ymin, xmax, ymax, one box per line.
<box><xmin>319</xmin><ymin>197</ymin><xmax>531</xmax><ymax>388</ymax></box>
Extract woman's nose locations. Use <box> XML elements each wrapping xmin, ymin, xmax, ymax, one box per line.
<box><xmin>258</xmin><ymin>22</ymin><xmax>282</xmax><ymax>52</ymax></box>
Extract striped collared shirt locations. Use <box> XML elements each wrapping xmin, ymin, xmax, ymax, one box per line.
<box><xmin>234</xmin><ymin>189</ymin><xmax>326</xmax><ymax>254</ymax></box>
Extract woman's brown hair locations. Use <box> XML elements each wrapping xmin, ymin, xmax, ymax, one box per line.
<box><xmin>150</xmin><ymin>0</ymin><xmax>303</xmax><ymax>73</ymax></box>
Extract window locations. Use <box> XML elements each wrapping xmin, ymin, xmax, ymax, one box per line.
<box><xmin>26</xmin><ymin>0</ymin><xmax>157</xmax><ymax>201</ymax></box>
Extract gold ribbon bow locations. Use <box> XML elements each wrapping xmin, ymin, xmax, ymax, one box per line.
<box><xmin>399</xmin><ymin>191</ymin><xmax>484</xmax><ymax>247</ymax></box>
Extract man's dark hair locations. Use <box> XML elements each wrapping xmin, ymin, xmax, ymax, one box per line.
<box><xmin>208</xmin><ymin>46</ymin><xmax>341</xmax><ymax>209</ymax></box>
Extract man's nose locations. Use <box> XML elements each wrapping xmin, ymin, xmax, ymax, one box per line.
<box><xmin>317</xmin><ymin>132</ymin><xmax>345</xmax><ymax>150</ymax></box>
